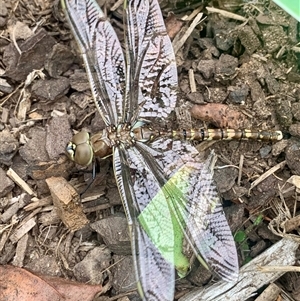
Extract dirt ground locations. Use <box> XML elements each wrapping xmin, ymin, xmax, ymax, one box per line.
<box><xmin>0</xmin><ymin>0</ymin><xmax>300</xmax><ymax>300</ymax></box>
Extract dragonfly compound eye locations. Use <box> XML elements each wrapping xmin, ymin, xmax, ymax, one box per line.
<box><xmin>66</xmin><ymin>131</ymin><xmax>93</xmax><ymax>166</ymax></box>
<box><xmin>73</xmin><ymin>143</ymin><xmax>93</xmax><ymax>166</ymax></box>
<box><xmin>65</xmin><ymin>141</ymin><xmax>93</xmax><ymax>166</ymax></box>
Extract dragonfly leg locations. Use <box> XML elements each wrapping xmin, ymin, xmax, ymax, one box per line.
<box><xmin>79</xmin><ymin>160</ymin><xmax>97</xmax><ymax>197</ymax></box>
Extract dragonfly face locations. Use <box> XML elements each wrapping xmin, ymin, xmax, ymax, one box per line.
<box><xmin>66</xmin><ymin>131</ymin><xmax>94</xmax><ymax>166</ymax></box>
<box><xmin>61</xmin><ymin>0</ymin><xmax>239</xmax><ymax>299</ymax></box>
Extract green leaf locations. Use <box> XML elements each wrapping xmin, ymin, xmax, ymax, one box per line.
<box><xmin>234</xmin><ymin>230</ymin><xmax>247</xmax><ymax>242</ymax></box>
<box><xmin>138</xmin><ymin>179</ymin><xmax>190</xmax><ymax>277</ymax></box>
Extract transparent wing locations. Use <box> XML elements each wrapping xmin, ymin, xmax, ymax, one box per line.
<box><xmin>113</xmin><ymin>146</ymin><xmax>175</xmax><ymax>301</ymax></box>
<box><xmin>124</xmin><ymin>0</ymin><xmax>178</xmax><ymax>121</ymax></box>
<box><xmin>61</xmin><ymin>0</ymin><xmax>177</xmax><ymax>125</ymax></box>
<box><xmin>61</xmin><ymin>0</ymin><xmax>126</xmax><ymax>126</ymax></box>
<box><xmin>113</xmin><ymin>140</ymin><xmax>238</xmax><ymax>300</ymax></box>
<box><xmin>147</xmin><ymin>138</ymin><xmax>239</xmax><ymax>281</ymax></box>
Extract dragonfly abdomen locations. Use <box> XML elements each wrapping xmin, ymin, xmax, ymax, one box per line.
<box><xmin>171</xmin><ymin>128</ymin><xmax>283</xmax><ymax>142</ymax></box>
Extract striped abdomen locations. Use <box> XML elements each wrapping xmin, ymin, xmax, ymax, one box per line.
<box><xmin>171</xmin><ymin>129</ymin><xmax>283</xmax><ymax>142</ymax></box>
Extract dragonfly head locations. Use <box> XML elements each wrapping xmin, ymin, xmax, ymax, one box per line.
<box><xmin>65</xmin><ymin>131</ymin><xmax>93</xmax><ymax>166</ymax></box>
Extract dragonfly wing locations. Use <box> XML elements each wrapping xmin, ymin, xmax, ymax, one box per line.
<box><xmin>185</xmin><ymin>156</ymin><xmax>239</xmax><ymax>281</ymax></box>
<box><xmin>61</xmin><ymin>0</ymin><xmax>126</xmax><ymax>126</ymax></box>
<box><xmin>124</xmin><ymin>0</ymin><xmax>178</xmax><ymax>121</ymax></box>
<box><xmin>144</xmin><ymin>138</ymin><xmax>239</xmax><ymax>281</ymax></box>
<box><xmin>113</xmin><ymin>146</ymin><xmax>175</xmax><ymax>301</ymax></box>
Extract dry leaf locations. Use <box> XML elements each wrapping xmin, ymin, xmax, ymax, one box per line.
<box><xmin>0</xmin><ymin>265</ymin><xmax>102</xmax><ymax>301</ymax></box>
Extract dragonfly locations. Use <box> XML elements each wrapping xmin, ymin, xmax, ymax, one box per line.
<box><xmin>61</xmin><ymin>0</ymin><xmax>282</xmax><ymax>299</ymax></box>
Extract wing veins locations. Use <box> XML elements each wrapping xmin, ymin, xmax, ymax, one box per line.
<box><xmin>113</xmin><ymin>145</ymin><xmax>175</xmax><ymax>301</ymax></box>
